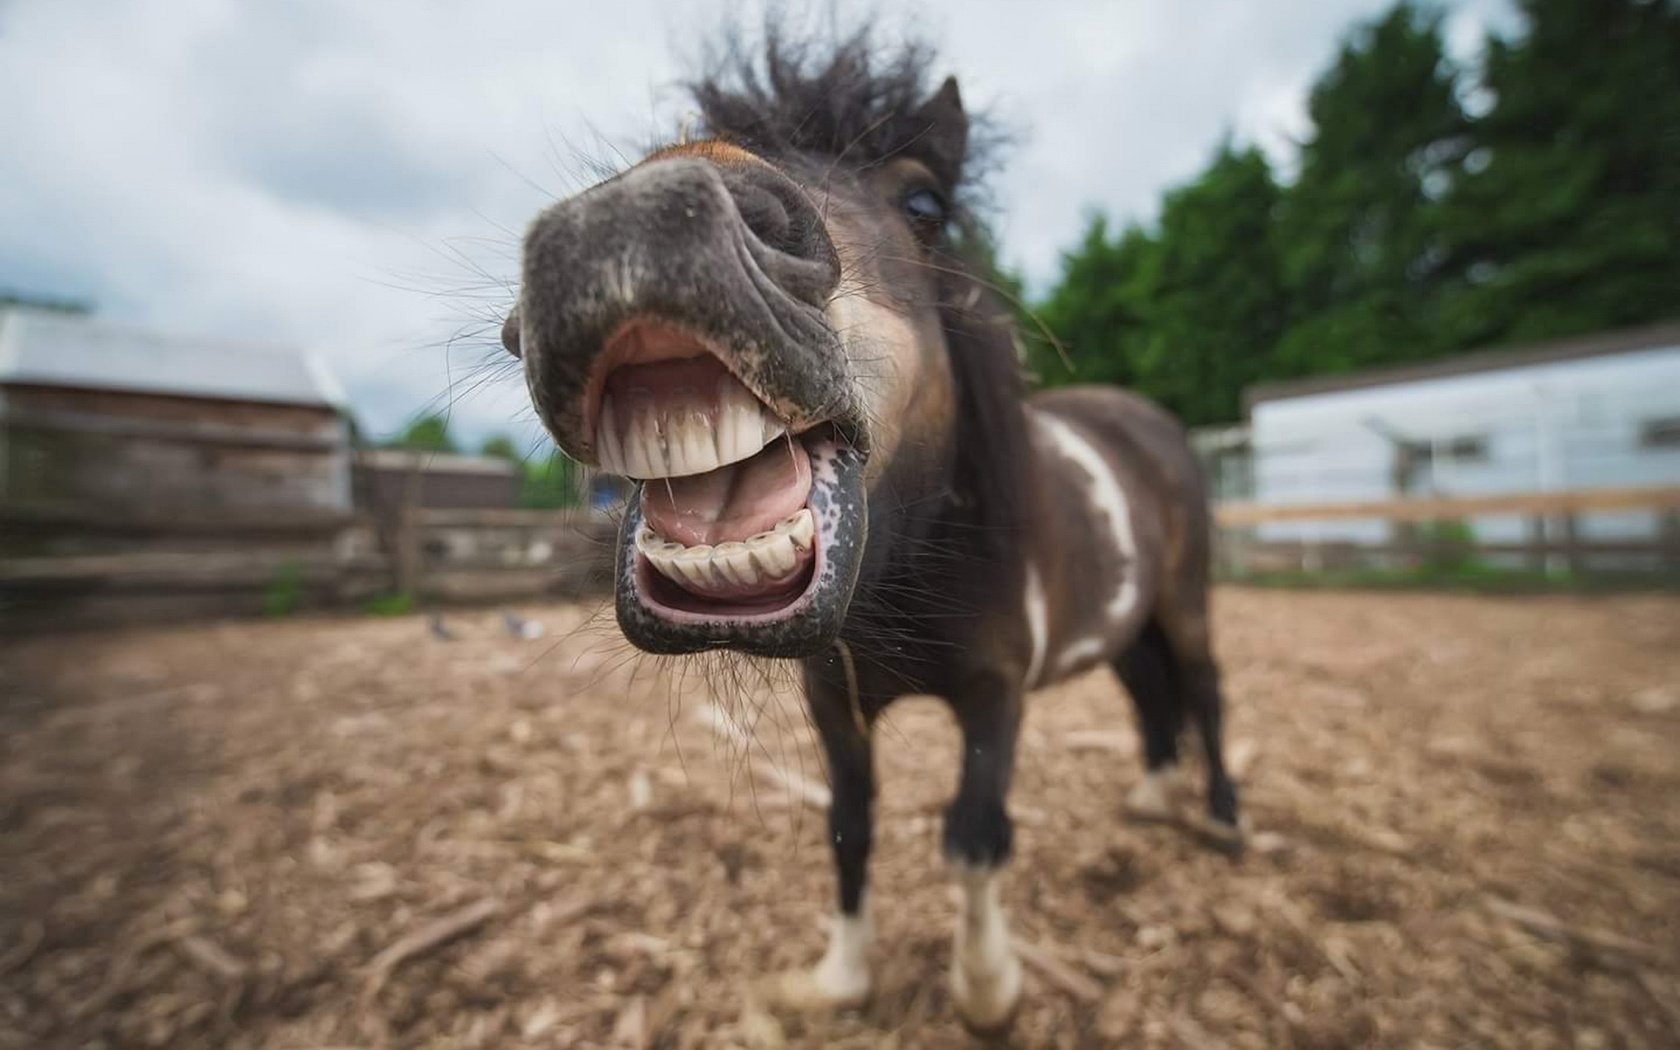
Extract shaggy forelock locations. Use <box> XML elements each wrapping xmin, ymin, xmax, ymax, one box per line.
<box><xmin>686</xmin><ymin>25</ymin><xmax>995</xmax><ymax>199</ymax></box>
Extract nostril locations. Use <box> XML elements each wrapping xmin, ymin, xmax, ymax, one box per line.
<box><xmin>733</xmin><ymin>182</ymin><xmax>794</xmax><ymax>254</ymax></box>
<box><xmin>722</xmin><ymin>167</ymin><xmax>839</xmax><ymax>306</ymax></box>
<box><xmin>500</xmin><ymin>308</ymin><xmax>521</xmax><ymax>358</ymax></box>
<box><xmin>725</xmin><ymin>168</ymin><xmax>832</xmax><ymax>267</ymax></box>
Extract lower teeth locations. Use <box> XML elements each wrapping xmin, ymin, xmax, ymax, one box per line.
<box><xmin>637</xmin><ymin>509</ymin><xmax>814</xmax><ymax>593</ymax></box>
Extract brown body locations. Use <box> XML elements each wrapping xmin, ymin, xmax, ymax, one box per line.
<box><xmin>505</xmin><ymin>31</ymin><xmax>1240</xmax><ymax>1032</ymax></box>
<box><xmin>1025</xmin><ymin>387</ymin><xmax>1216</xmax><ymax>684</ymax></box>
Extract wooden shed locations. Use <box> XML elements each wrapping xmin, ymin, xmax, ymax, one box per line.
<box><xmin>0</xmin><ymin>302</ymin><xmax>617</xmax><ymax>626</ymax></box>
<box><xmin>0</xmin><ymin>303</ymin><xmax>362</xmax><ymax>624</ymax></box>
<box><xmin>0</xmin><ymin>302</ymin><xmax>351</xmax><ymax>525</ymax></box>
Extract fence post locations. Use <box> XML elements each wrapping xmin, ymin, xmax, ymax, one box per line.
<box><xmin>394</xmin><ymin>464</ymin><xmax>422</xmax><ymax>598</ymax></box>
<box><xmin>1213</xmin><ymin>519</ymin><xmax>1244</xmax><ymax>581</ymax></box>
<box><xmin>1561</xmin><ymin>513</ymin><xmax>1584</xmax><ymax>577</ymax></box>
<box><xmin>1661</xmin><ymin>511</ymin><xmax>1680</xmax><ymax>575</ymax></box>
<box><xmin>1525</xmin><ymin>514</ymin><xmax>1547</xmax><ymax>573</ymax></box>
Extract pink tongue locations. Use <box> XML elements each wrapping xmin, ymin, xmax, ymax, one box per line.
<box><xmin>641</xmin><ymin>439</ymin><xmax>811</xmax><ymax>546</ymax></box>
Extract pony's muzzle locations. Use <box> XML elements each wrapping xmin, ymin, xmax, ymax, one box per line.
<box><xmin>509</xmin><ymin>153</ymin><xmax>871</xmax><ymax>656</ymax></box>
<box><xmin>508</xmin><ymin>156</ymin><xmax>848</xmax><ymax>463</ymax></box>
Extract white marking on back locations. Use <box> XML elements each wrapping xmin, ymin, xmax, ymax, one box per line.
<box><xmin>1035</xmin><ymin>412</ymin><xmax>1140</xmax><ymax>627</ymax></box>
<box><xmin>1023</xmin><ymin>564</ymin><xmax>1047</xmax><ymax>690</ymax></box>
<box><xmin>1056</xmin><ymin>636</ymin><xmax>1105</xmax><ymax>673</ymax></box>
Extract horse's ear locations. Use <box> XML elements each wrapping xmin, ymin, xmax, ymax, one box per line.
<box><xmin>913</xmin><ymin>76</ymin><xmax>968</xmax><ymax>189</ymax></box>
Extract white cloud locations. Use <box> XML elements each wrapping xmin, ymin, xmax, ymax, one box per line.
<box><xmin>0</xmin><ymin>0</ymin><xmax>1513</xmax><ymax>446</ymax></box>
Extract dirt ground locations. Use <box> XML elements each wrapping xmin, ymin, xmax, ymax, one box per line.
<box><xmin>2</xmin><ymin>588</ymin><xmax>1678</xmax><ymax>1049</ymax></box>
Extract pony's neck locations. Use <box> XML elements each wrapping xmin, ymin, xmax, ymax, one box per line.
<box><xmin>838</xmin><ymin>281</ymin><xmax>1034</xmax><ymax>666</ymax></box>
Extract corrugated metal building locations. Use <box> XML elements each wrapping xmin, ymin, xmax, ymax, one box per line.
<box><xmin>0</xmin><ymin>302</ymin><xmax>352</xmax><ymax>520</ymax></box>
<box><xmin>1244</xmin><ymin>324</ymin><xmax>1680</xmax><ymax>552</ymax></box>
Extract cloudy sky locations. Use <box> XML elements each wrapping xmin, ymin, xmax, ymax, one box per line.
<box><xmin>0</xmin><ymin>0</ymin><xmax>1515</xmax><ymax>449</ymax></box>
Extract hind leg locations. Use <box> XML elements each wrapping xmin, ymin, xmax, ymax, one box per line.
<box><xmin>1158</xmin><ymin>604</ymin><xmax>1243</xmax><ymax>848</ymax></box>
<box><xmin>1113</xmin><ymin>624</ymin><xmax>1185</xmax><ymax>821</ymax></box>
<box><xmin>1179</xmin><ymin>656</ymin><xmax>1242</xmax><ymax>847</ymax></box>
<box><xmin>1149</xmin><ymin>580</ymin><xmax>1244</xmax><ymax>849</ymax></box>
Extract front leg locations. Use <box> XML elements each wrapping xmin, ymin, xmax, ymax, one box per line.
<box><xmin>769</xmin><ymin>654</ymin><xmax>875</xmax><ymax>1010</ymax></box>
<box><xmin>944</xmin><ymin>669</ymin><xmax>1025</xmax><ymax>1033</ymax></box>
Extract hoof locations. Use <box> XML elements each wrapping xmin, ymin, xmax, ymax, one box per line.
<box><xmin>1124</xmin><ymin>768</ymin><xmax>1180</xmax><ymax>822</ymax></box>
<box><xmin>951</xmin><ymin>952</ymin><xmax>1022</xmax><ymax>1035</ymax></box>
<box><xmin>763</xmin><ymin>965</ymin><xmax>870</xmax><ymax>1014</ymax></box>
<box><xmin>1196</xmin><ymin>814</ymin><xmax>1248</xmax><ymax>856</ymax></box>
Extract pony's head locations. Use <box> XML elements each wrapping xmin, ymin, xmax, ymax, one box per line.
<box><xmin>504</xmin><ymin>31</ymin><xmax>1011</xmax><ymax>657</ymax></box>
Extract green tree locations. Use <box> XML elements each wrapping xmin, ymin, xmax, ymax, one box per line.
<box><xmin>518</xmin><ymin>451</ymin><xmax>584</xmax><ymax>509</ymax></box>
<box><xmin>386</xmin><ymin>412</ymin><xmax>459</xmax><ymax>453</ymax></box>
<box><xmin>1033</xmin><ymin>146</ymin><xmax>1284</xmax><ymax>426</ymax></box>
<box><xmin>479</xmin><ymin>434</ymin><xmax>520</xmax><ymax>462</ymax></box>
<box><xmin>1133</xmin><ymin>143</ymin><xmax>1286</xmax><ymax>425</ymax></box>
<box><xmin>1274</xmin><ymin>2</ymin><xmax>1469</xmax><ymax>376</ymax></box>
<box><xmin>1437</xmin><ymin>0</ymin><xmax>1680</xmax><ymax>348</ymax></box>
<box><xmin>1028</xmin><ymin>0</ymin><xmax>1679</xmax><ymax>423</ymax></box>
<box><xmin>474</xmin><ymin>432</ymin><xmax>584</xmax><ymax>508</ymax></box>
<box><xmin>1032</xmin><ymin>213</ymin><xmax>1157</xmax><ymax>390</ymax></box>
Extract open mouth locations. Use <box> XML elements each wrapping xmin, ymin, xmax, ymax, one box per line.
<box><xmin>592</xmin><ymin>322</ymin><xmax>868</xmax><ymax>656</ymax></box>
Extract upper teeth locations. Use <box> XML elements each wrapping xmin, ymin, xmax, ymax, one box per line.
<box><xmin>598</xmin><ymin>375</ymin><xmax>784</xmax><ymax>479</ymax></box>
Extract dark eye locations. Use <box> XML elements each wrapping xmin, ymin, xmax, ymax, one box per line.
<box><xmin>902</xmin><ymin>187</ymin><xmax>948</xmax><ymax>234</ymax></box>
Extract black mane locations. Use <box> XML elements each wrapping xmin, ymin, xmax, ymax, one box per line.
<box><xmin>936</xmin><ymin>255</ymin><xmax>1035</xmax><ymax>579</ymax></box>
<box><xmin>688</xmin><ymin>27</ymin><xmax>996</xmax><ymax>198</ymax></box>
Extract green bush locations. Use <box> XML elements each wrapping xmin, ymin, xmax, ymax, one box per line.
<box><xmin>1417</xmin><ymin>519</ymin><xmax>1477</xmax><ymax>573</ymax></box>
<box><xmin>262</xmin><ymin>562</ymin><xmax>307</xmax><ymax>617</ymax></box>
<box><xmin>362</xmin><ymin>592</ymin><xmax>416</xmax><ymax>617</ymax></box>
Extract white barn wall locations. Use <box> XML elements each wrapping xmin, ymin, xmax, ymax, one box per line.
<box><xmin>1251</xmin><ymin>342</ymin><xmax>1680</xmax><ymax>549</ymax></box>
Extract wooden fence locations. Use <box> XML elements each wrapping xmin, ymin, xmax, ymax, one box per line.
<box><xmin>1213</xmin><ymin>484</ymin><xmax>1680</xmax><ymax>578</ymax></box>
<box><xmin>8</xmin><ymin>483</ymin><xmax>1679</xmax><ymax>627</ymax></box>
<box><xmin>384</xmin><ymin>508</ymin><xmax>617</xmax><ymax>603</ymax></box>
<box><xmin>0</xmin><ymin>504</ymin><xmax>618</xmax><ymax>630</ymax></box>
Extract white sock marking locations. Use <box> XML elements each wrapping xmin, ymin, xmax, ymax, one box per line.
<box><xmin>950</xmin><ymin>865</ymin><xmax>1022</xmax><ymax>1029</ymax></box>
<box><xmin>1126</xmin><ymin>765</ymin><xmax>1179</xmax><ymax>818</ymax></box>
<box><xmin>810</xmin><ymin>904</ymin><xmax>872</xmax><ymax>1003</ymax></box>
